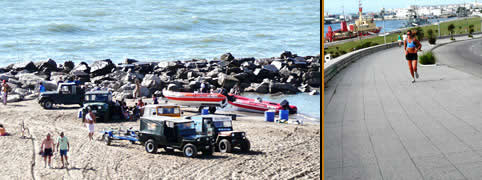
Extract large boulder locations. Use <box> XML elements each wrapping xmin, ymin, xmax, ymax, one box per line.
<box><xmin>142</xmin><ymin>74</ymin><xmax>161</xmax><ymax>89</ymax></box>
<box><xmin>303</xmin><ymin>71</ymin><xmax>321</xmax><ymax>87</ymax></box>
<box><xmin>13</xmin><ymin>61</ymin><xmax>37</xmax><ymax>72</ymax></box>
<box><xmin>90</xmin><ymin>59</ymin><xmax>116</xmax><ymax>77</ymax></box>
<box><xmin>233</xmin><ymin>72</ymin><xmax>256</xmax><ymax>83</ymax></box>
<box><xmin>280</xmin><ymin>51</ymin><xmax>293</xmax><ymax>59</ymax></box>
<box><xmin>16</xmin><ymin>73</ymin><xmax>45</xmax><ymax>89</ymax></box>
<box><xmin>7</xmin><ymin>94</ymin><xmax>23</xmax><ymax>103</ymax></box>
<box><xmin>125</xmin><ymin>58</ymin><xmax>139</xmax><ymax>64</ymax></box>
<box><xmin>156</xmin><ymin>61</ymin><xmax>183</xmax><ymax>71</ymax></box>
<box><xmin>63</xmin><ymin>61</ymin><xmax>75</xmax><ymax>73</ymax></box>
<box><xmin>269</xmin><ymin>82</ymin><xmax>299</xmax><ymax>94</ymax></box>
<box><xmin>220</xmin><ymin>53</ymin><xmax>235</xmax><ymax>61</ymax></box>
<box><xmin>35</xmin><ymin>59</ymin><xmax>58</xmax><ymax>73</ymax></box>
<box><xmin>244</xmin><ymin>79</ymin><xmax>270</xmax><ymax>93</ymax></box>
<box><xmin>270</xmin><ymin>60</ymin><xmax>285</xmax><ymax>71</ymax></box>
<box><xmin>41</xmin><ymin>80</ymin><xmax>58</xmax><ymax>91</ymax></box>
<box><xmin>71</xmin><ymin>62</ymin><xmax>90</xmax><ymax>75</ymax></box>
<box><xmin>218</xmin><ymin>74</ymin><xmax>239</xmax><ymax>89</ymax></box>
<box><xmin>167</xmin><ymin>83</ymin><xmax>181</xmax><ymax>91</ymax></box>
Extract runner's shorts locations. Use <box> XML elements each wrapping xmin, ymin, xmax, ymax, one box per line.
<box><xmin>406</xmin><ymin>53</ymin><xmax>418</xmax><ymax>60</ymax></box>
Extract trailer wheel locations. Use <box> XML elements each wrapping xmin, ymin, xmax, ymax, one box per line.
<box><xmin>145</xmin><ymin>139</ymin><xmax>157</xmax><ymax>153</ymax></box>
<box><xmin>208</xmin><ymin>107</ymin><xmax>216</xmax><ymax>114</ymax></box>
<box><xmin>103</xmin><ymin>134</ymin><xmax>111</xmax><ymax>146</ymax></box>
<box><xmin>218</xmin><ymin>139</ymin><xmax>232</xmax><ymax>153</ymax></box>
<box><xmin>183</xmin><ymin>143</ymin><xmax>198</xmax><ymax>158</ymax></box>
<box><xmin>240</xmin><ymin>139</ymin><xmax>251</xmax><ymax>152</ymax></box>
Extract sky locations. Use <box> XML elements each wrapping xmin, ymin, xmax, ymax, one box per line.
<box><xmin>324</xmin><ymin>0</ymin><xmax>478</xmax><ymax>14</ymax></box>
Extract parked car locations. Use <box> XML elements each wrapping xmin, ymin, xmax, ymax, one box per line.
<box><xmin>137</xmin><ymin>117</ymin><xmax>214</xmax><ymax>158</ymax></box>
<box><xmin>187</xmin><ymin>115</ymin><xmax>250</xmax><ymax>153</ymax></box>
<box><xmin>38</xmin><ymin>83</ymin><xmax>84</xmax><ymax>109</ymax></box>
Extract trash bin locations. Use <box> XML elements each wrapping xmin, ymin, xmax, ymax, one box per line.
<box><xmin>279</xmin><ymin>110</ymin><xmax>289</xmax><ymax>120</ymax></box>
<box><xmin>265</xmin><ymin>111</ymin><xmax>275</xmax><ymax>122</ymax></box>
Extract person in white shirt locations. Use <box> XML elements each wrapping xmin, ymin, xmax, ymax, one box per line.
<box><xmin>83</xmin><ymin>107</ymin><xmax>96</xmax><ymax>141</ymax></box>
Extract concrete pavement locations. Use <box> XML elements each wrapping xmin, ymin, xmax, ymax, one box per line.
<box><xmin>324</xmin><ymin>36</ymin><xmax>482</xmax><ymax>180</ymax></box>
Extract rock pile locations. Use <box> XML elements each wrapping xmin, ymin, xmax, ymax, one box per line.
<box><xmin>0</xmin><ymin>51</ymin><xmax>321</xmax><ymax>102</ymax></box>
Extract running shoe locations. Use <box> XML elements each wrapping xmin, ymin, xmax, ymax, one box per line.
<box><xmin>415</xmin><ymin>72</ymin><xmax>419</xmax><ymax>79</ymax></box>
<box><xmin>412</xmin><ymin>78</ymin><xmax>416</xmax><ymax>83</ymax></box>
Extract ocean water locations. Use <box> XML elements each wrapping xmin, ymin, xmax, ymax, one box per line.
<box><xmin>0</xmin><ymin>0</ymin><xmax>322</xmax><ymax>120</ymax></box>
<box><xmin>0</xmin><ymin>0</ymin><xmax>321</xmax><ymax>65</ymax></box>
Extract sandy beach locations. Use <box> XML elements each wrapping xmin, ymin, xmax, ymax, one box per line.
<box><xmin>0</xmin><ymin>99</ymin><xmax>320</xmax><ymax>179</ymax></box>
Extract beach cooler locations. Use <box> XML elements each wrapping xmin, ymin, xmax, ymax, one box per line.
<box><xmin>265</xmin><ymin>111</ymin><xmax>275</xmax><ymax>122</ymax></box>
<box><xmin>201</xmin><ymin>108</ymin><xmax>209</xmax><ymax>115</ymax></box>
<box><xmin>279</xmin><ymin>110</ymin><xmax>289</xmax><ymax>120</ymax></box>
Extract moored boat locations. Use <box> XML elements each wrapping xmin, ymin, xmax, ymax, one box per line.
<box><xmin>226</xmin><ymin>94</ymin><xmax>297</xmax><ymax>114</ymax></box>
<box><xmin>162</xmin><ymin>89</ymin><xmax>228</xmax><ymax>113</ymax></box>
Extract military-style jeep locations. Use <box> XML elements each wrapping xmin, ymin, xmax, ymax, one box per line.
<box><xmin>81</xmin><ymin>91</ymin><xmax>123</xmax><ymax>122</ymax></box>
<box><xmin>38</xmin><ymin>83</ymin><xmax>85</xmax><ymax>109</ymax></box>
<box><xmin>137</xmin><ymin>117</ymin><xmax>214</xmax><ymax>158</ymax></box>
<box><xmin>187</xmin><ymin>115</ymin><xmax>250</xmax><ymax>153</ymax></box>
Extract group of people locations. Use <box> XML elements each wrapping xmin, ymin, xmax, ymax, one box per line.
<box><xmin>398</xmin><ymin>30</ymin><xmax>422</xmax><ymax>83</ymax></box>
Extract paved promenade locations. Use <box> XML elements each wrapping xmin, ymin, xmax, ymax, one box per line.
<box><xmin>324</xmin><ymin>36</ymin><xmax>482</xmax><ymax>180</ymax></box>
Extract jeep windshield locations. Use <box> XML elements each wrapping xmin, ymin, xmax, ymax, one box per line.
<box><xmin>156</xmin><ymin>107</ymin><xmax>180</xmax><ymax>116</ymax></box>
<box><xmin>213</xmin><ymin>121</ymin><xmax>232</xmax><ymax>128</ymax></box>
<box><xmin>176</xmin><ymin>122</ymin><xmax>196</xmax><ymax>136</ymax></box>
<box><xmin>85</xmin><ymin>94</ymin><xmax>111</xmax><ymax>103</ymax></box>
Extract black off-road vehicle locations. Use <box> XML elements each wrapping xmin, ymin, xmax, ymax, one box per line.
<box><xmin>81</xmin><ymin>91</ymin><xmax>124</xmax><ymax>122</ymax></box>
<box><xmin>38</xmin><ymin>83</ymin><xmax>85</xmax><ymax>109</ymax></box>
<box><xmin>188</xmin><ymin>115</ymin><xmax>250</xmax><ymax>153</ymax></box>
<box><xmin>137</xmin><ymin>118</ymin><xmax>214</xmax><ymax>158</ymax></box>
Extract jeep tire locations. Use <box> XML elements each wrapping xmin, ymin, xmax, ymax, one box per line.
<box><xmin>43</xmin><ymin>100</ymin><xmax>54</xmax><ymax>109</ymax></box>
<box><xmin>183</xmin><ymin>143</ymin><xmax>198</xmax><ymax>158</ymax></box>
<box><xmin>241</xmin><ymin>139</ymin><xmax>251</xmax><ymax>152</ymax></box>
<box><xmin>218</xmin><ymin>139</ymin><xmax>232</xmax><ymax>153</ymax></box>
<box><xmin>145</xmin><ymin>139</ymin><xmax>158</xmax><ymax>153</ymax></box>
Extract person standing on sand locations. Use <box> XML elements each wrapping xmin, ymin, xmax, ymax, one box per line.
<box><xmin>398</xmin><ymin>34</ymin><xmax>402</xmax><ymax>47</ymax></box>
<box><xmin>84</xmin><ymin>107</ymin><xmax>96</xmax><ymax>141</ymax></box>
<box><xmin>404</xmin><ymin>30</ymin><xmax>422</xmax><ymax>83</ymax></box>
<box><xmin>2</xmin><ymin>80</ymin><xmax>10</xmax><ymax>105</ymax></box>
<box><xmin>134</xmin><ymin>80</ymin><xmax>141</xmax><ymax>99</ymax></box>
<box><xmin>40</xmin><ymin>133</ymin><xmax>55</xmax><ymax>168</ymax></box>
<box><xmin>56</xmin><ymin>132</ymin><xmax>69</xmax><ymax>168</ymax></box>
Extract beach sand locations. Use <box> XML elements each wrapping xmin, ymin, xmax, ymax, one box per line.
<box><xmin>0</xmin><ymin>99</ymin><xmax>320</xmax><ymax>179</ymax></box>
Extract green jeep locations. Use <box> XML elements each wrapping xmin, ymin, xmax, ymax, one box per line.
<box><xmin>38</xmin><ymin>83</ymin><xmax>85</xmax><ymax>109</ymax></box>
<box><xmin>81</xmin><ymin>91</ymin><xmax>123</xmax><ymax>122</ymax></box>
<box><xmin>138</xmin><ymin>118</ymin><xmax>215</xmax><ymax>158</ymax></box>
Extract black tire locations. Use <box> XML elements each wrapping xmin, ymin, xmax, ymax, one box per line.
<box><xmin>164</xmin><ymin>147</ymin><xmax>174</xmax><ymax>154</ymax></box>
<box><xmin>103</xmin><ymin>134</ymin><xmax>111</xmax><ymax>146</ymax></box>
<box><xmin>182</xmin><ymin>143</ymin><xmax>198</xmax><ymax>158</ymax></box>
<box><xmin>218</xmin><ymin>139</ymin><xmax>232</xmax><ymax>153</ymax></box>
<box><xmin>240</xmin><ymin>139</ymin><xmax>251</xmax><ymax>153</ymax></box>
<box><xmin>145</xmin><ymin>139</ymin><xmax>157</xmax><ymax>153</ymax></box>
<box><xmin>209</xmin><ymin>107</ymin><xmax>216</xmax><ymax>114</ymax></box>
<box><xmin>202</xmin><ymin>146</ymin><xmax>214</xmax><ymax>156</ymax></box>
<box><xmin>43</xmin><ymin>100</ymin><xmax>54</xmax><ymax>109</ymax></box>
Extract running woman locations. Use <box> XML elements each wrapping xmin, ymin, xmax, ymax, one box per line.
<box><xmin>404</xmin><ymin>30</ymin><xmax>422</xmax><ymax>83</ymax></box>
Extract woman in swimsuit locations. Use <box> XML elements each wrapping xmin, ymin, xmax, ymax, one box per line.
<box><xmin>84</xmin><ymin>107</ymin><xmax>96</xmax><ymax>140</ymax></box>
<box><xmin>404</xmin><ymin>30</ymin><xmax>422</xmax><ymax>83</ymax></box>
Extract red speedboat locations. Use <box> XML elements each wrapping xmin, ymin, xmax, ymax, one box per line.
<box><xmin>227</xmin><ymin>94</ymin><xmax>297</xmax><ymax>114</ymax></box>
<box><xmin>162</xmin><ymin>89</ymin><xmax>228</xmax><ymax>113</ymax></box>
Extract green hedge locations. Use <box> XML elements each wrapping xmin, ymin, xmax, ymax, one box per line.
<box><xmin>419</xmin><ymin>51</ymin><xmax>436</xmax><ymax>65</ymax></box>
